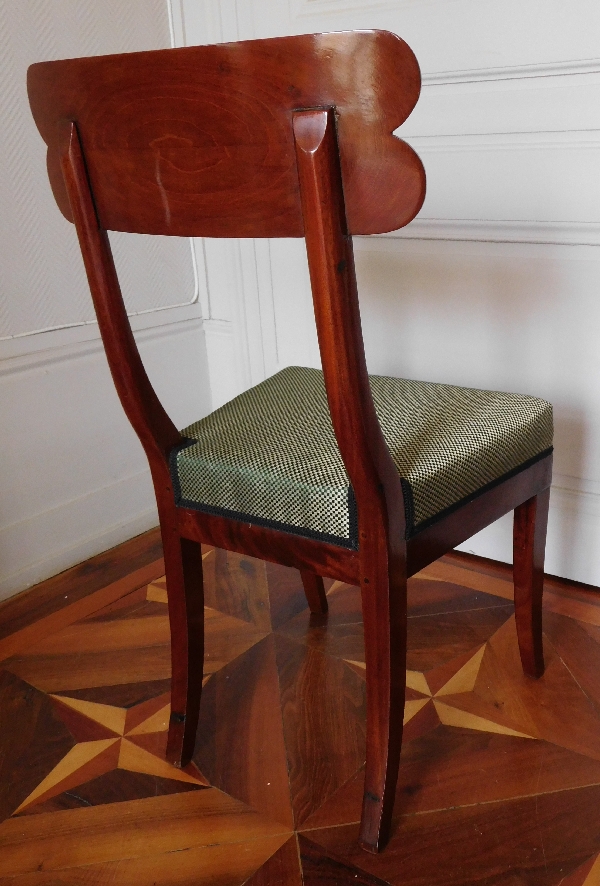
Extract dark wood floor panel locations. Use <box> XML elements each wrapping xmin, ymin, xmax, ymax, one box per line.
<box><xmin>1</xmin><ymin>545</ymin><xmax>600</xmax><ymax>883</ymax></box>
<box><xmin>276</xmin><ymin>633</ymin><xmax>366</xmax><ymax>828</ymax></box>
<box><xmin>15</xmin><ymin>769</ymin><xmax>201</xmax><ymax>817</ymax></box>
<box><xmin>299</xmin><ymin>834</ymin><xmax>391</xmax><ymax>885</ymax></box>
<box><xmin>558</xmin><ymin>854</ymin><xmax>600</xmax><ymax>886</ymax></box>
<box><xmin>0</xmin><ymin>671</ymin><xmax>75</xmax><ymax>822</ymax></box>
<box><xmin>245</xmin><ymin>837</ymin><xmax>304</xmax><ymax>886</ymax></box>
<box><xmin>543</xmin><ymin>612</ymin><xmax>600</xmax><ymax>713</ymax></box>
<box><xmin>301</xmin><ymin>730</ymin><xmax>600</xmax><ymax>831</ymax></box>
<box><xmin>0</xmin><ymin>834</ymin><xmax>291</xmax><ymax>885</ymax></box>
<box><xmin>193</xmin><ymin>635</ymin><xmax>294</xmax><ymax>829</ymax></box>
<box><xmin>0</xmin><ymin>528</ymin><xmax>162</xmax><ymax>643</ymax></box>
<box><xmin>0</xmin><ymin>791</ymin><xmax>290</xmax><ymax>877</ymax></box>
<box><xmin>305</xmin><ymin>784</ymin><xmax>600</xmax><ymax>886</ymax></box>
<box><xmin>0</xmin><ymin>559</ymin><xmax>165</xmax><ymax>665</ymax></box>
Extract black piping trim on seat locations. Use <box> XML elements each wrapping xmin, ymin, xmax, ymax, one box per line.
<box><xmin>169</xmin><ymin>437</ymin><xmax>359</xmax><ymax>550</ymax></box>
<box><xmin>347</xmin><ymin>485</ymin><xmax>358</xmax><ymax>548</ymax></box>
<box><xmin>169</xmin><ymin>438</ymin><xmax>552</xmax><ymax>551</ymax></box>
<box><xmin>406</xmin><ymin>446</ymin><xmax>554</xmax><ymax>539</ymax></box>
<box><xmin>400</xmin><ymin>478</ymin><xmax>415</xmax><ymax>534</ymax></box>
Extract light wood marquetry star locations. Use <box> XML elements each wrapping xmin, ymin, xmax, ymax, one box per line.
<box><xmin>346</xmin><ymin>636</ymin><xmax>535</xmax><ymax>741</ymax></box>
<box><xmin>14</xmin><ymin>691</ymin><xmax>207</xmax><ymax>814</ymax></box>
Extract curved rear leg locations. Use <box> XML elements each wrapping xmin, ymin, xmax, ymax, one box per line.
<box><xmin>300</xmin><ymin>569</ymin><xmax>328</xmax><ymax>615</ymax></box>
<box><xmin>513</xmin><ymin>487</ymin><xmax>550</xmax><ymax>679</ymax></box>
<box><xmin>163</xmin><ymin>531</ymin><xmax>205</xmax><ymax>767</ymax></box>
<box><xmin>359</xmin><ymin>562</ymin><xmax>407</xmax><ymax>853</ymax></box>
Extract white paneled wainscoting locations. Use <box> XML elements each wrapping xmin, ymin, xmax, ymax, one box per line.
<box><xmin>0</xmin><ymin>1</ymin><xmax>212</xmax><ymax>599</ymax></box>
<box><xmin>174</xmin><ymin>0</ymin><xmax>600</xmax><ymax>586</ymax></box>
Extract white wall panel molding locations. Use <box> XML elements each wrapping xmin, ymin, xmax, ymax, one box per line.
<box><xmin>0</xmin><ymin>234</ymin><xmax>202</xmax><ymax>346</ymax></box>
<box><xmin>169</xmin><ymin>0</ymin><xmax>226</xmax><ymax>45</ymax></box>
<box><xmin>424</xmin><ymin>58</ymin><xmax>600</xmax><ymax>86</ymax></box>
<box><xmin>0</xmin><ymin>0</ymin><xmax>182</xmax><ymax>343</ymax></box>
<box><xmin>0</xmin><ymin>315</ymin><xmax>210</xmax><ymax>597</ymax></box>
<box><xmin>253</xmin><ymin>0</ymin><xmax>600</xmax><ymax>77</ymax></box>
<box><xmin>402</xmin><ymin>74</ymin><xmax>600</xmax><ymax>139</ymax></box>
<box><xmin>200</xmin><ymin>237</ymin><xmax>277</xmax><ymax>399</ymax></box>
<box><xmin>395</xmin><ymin>137</ymin><xmax>600</xmax><ymax>237</ymax></box>
<box><xmin>0</xmin><ymin>302</ymin><xmax>204</xmax><ymax>363</ymax></box>
<box><xmin>553</xmin><ymin>473</ymin><xmax>600</xmax><ymax>501</ymax></box>
<box><xmin>201</xmin><ymin>240</ymin><xmax>252</xmax><ymax>392</ymax></box>
<box><xmin>202</xmin><ymin>319</ymin><xmax>238</xmax><ymax>409</ymax></box>
<box><xmin>0</xmin><ymin>315</ymin><xmax>203</xmax><ymax>380</ymax></box>
<box><xmin>176</xmin><ymin>0</ymin><xmax>238</xmax><ymax>44</ymax></box>
<box><xmin>192</xmin><ymin>239</ymin><xmax>211</xmax><ymax>319</ymax></box>
<box><xmin>0</xmin><ymin>0</ymin><xmax>214</xmax><ymax>598</ymax></box>
<box><xmin>236</xmin><ymin>240</ymin><xmax>268</xmax><ymax>387</ymax></box>
<box><xmin>406</xmin><ymin>131</ymin><xmax>600</xmax><ymax>152</ymax></box>
<box><xmin>253</xmin><ymin>239</ymin><xmax>280</xmax><ymax>378</ymax></box>
<box><xmin>385</xmin><ymin>220</ymin><xmax>600</xmax><ymax>248</ymax></box>
<box><xmin>167</xmin><ymin>0</ymin><xmax>186</xmax><ymax>46</ymax></box>
<box><xmin>0</xmin><ymin>469</ymin><xmax>157</xmax><ymax>602</ymax></box>
<box><xmin>292</xmin><ymin>0</ymin><xmax>414</xmax><ymax>18</ymax></box>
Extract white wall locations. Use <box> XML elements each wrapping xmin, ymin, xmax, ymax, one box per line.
<box><xmin>4</xmin><ymin>0</ymin><xmax>598</xmax><ymax>596</ymax></box>
<box><xmin>0</xmin><ymin>1</ymin><xmax>212</xmax><ymax>599</ymax></box>
<box><xmin>175</xmin><ymin>0</ymin><xmax>600</xmax><ymax>585</ymax></box>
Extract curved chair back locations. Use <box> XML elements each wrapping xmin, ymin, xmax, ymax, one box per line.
<box><xmin>28</xmin><ymin>30</ymin><xmax>425</xmax><ymax>238</ymax></box>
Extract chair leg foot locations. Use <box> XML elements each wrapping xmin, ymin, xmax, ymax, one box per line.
<box><xmin>358</xmin><ymin>567</ymin><xmax>407</xmax><ymax>853</ymax></box>
<box><xmin>163</xmin><ymin>532</ymin><xmax>205</xmax><ymax>767</ymax></box>
<box><xmin>300</xmin><ymin>569</ymin><xmax>328</xmax><ymax>615</ymax></box>
<box><xmin>513</xmin><ymin>487</ymin><xmax>550</xmax><ymax>679</ymax></box>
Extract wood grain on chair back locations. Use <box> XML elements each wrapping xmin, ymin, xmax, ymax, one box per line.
<box><xmin>28</xmin><ymin>30</ymin><xmax>425</xmax><ymax>238</ymax></box>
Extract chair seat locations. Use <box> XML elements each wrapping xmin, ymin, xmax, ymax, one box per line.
<box><xmin>170</xmin><ymin>366</ymin><xmax>553</xmax><ymax>547</ymax></box>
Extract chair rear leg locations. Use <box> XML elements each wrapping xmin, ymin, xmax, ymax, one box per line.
<box><xmin>300</xmin><ymin>569</ymin><xmax>328</xmax><ymax>615</ymax></box>
<box><xmin>513</xmin><ymin>487</ymin><xmax>550</xmax><ymax>678</ymax></box>
<box><xmin>163</xmin><ymin>531</ymin><xmax>205</xmax><ymax>767</ymax></box>
<box><xmin>358</xmin><ymin>565</ymin><xmax>407</xmax><ymax>853</ymax></box>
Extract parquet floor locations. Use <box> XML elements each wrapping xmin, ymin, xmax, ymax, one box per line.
<box><xmin>2</xmin><ymin>532</ymin><xmax>600</xmax><ymax>884</ymax></box>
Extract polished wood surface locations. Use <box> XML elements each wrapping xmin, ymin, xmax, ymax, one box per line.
<box><xmin>294</xmin><ymin>107</ymin><xmax>407</xmax><ymax>851</ymax></box>
<box><xmin>1</xmin><ymin>545</ymin><xmax>600</xmax><ymax>884</ymax></box>
<box><xmin>176</xmin><ymin>506</ymin><xmax>360</xmax><ymax>584</ymax></box>
<box><xmin>28</xmin><ymin>32</ymin><xmax>552</xmax><ymax>851</ymax></box>
<box><xmin>514</xmin><ymin>487</ymin><xmax>551</xmax><ymax>678</ymax></box>
<box><xmin>57</xmin><ymin>121</ymin><xmax>181</xmax><ymax>469</ymax></box>
<box><xmin>0</xmin><ymin>527</ymin><xmax>161</xmax><ymax>644</ymax></box>
<box><xmin>28</xmin><ymin>31</ymin><xmax>425</xmax><ymax>238</ymax></box>
<box><xmin>300</xmin><ymin>571</ymin><xmax>328</xmax><ymax>616</ymax></box>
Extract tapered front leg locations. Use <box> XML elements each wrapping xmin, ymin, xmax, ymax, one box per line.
<box><xmin>513</xmin><ymin>487</ymin><xmax>550</xmax><ymax>678</ymax></box>
<box><xmin>163</xmin><ymin>531</ymin><xmax>205</xmax><ymax>767</ymax></box>
<box><xmin>300</xmin><ymin>569</ymin><xmax>328</xmax><ymax>615</ymax></box>
<box><xmin>359</xmin><ymin>556</ymin><xmax>407</xmax><ymax>853</ymax></box>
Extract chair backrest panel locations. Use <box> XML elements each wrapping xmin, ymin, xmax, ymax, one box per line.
<box><xmin>28</xmin><ymin>30</ymin><xmax>425</xmax><ymax>237</ymax></box>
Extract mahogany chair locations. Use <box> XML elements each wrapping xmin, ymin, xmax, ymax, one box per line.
<box><xmin>28</xmin><ymin>31</ymin><xmax>553</xmax><ymax>852</ymax></box>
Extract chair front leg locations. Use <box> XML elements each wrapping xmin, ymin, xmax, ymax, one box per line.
<box><xmin>513</xmin><ymin>486</ymin><xmax>551</xmax><ymax>679</ymax></box>
<box><xmin>359</xmin><ymin>553</ymin><xmax>407</xmax><ymax>853</ymax></box>
<box><xmin>163</xmin><ymin>528</ymin><xmax>205</xmax><ymax>767</ymax></box>
<box><xmin>300</xmin><ymin>569</ymin><xmax>328</xmax><ymax>615</ymax></box>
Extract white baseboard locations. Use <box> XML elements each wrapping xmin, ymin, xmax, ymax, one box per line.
<box><xmin>0</xmin><ymin>313</ymin><xmax>209</xmax><ymax>602</ymax></box>
<box><xmin>3</xmin><ymin>472</ymin><xmax>599</xmax><ymax>602</ymax></box>
<box><xmin>457</xmin><ymin>477</ymin><xmax>600</xmax><ymax>588</ymax></box>
<box><xmin>382</xmin><ymin>219</ymin><xmax>600</xmax><ymax>247</ymax></box>
<box><xmin>0</xmin><ymin>469</ymin><xmax>159</xmax><ymax>602</ymax></box>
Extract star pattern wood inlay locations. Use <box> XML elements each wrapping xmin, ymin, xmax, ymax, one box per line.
<box><xmin>1</xmin><ymin>544</ymin><xmax>600</xmax><ymax>884</ymax></box>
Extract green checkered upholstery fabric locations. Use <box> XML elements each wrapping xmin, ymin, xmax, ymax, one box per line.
<box><xmin>170</xmin><ymin>366</ymin><xmax>553</xmax><ymax>548</ymax></box>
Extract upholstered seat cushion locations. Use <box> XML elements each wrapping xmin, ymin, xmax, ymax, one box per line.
<box><xmin>170</xmin><ymin>366</ymin><xmax>553</xmax><ymax>548</ymax></box>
